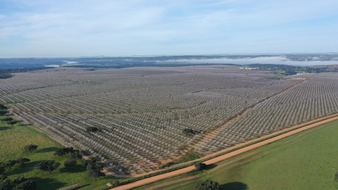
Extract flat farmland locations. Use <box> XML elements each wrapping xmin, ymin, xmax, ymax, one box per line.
<box><xmin>1</xmin><ymin>66</ymin><xmax>338</xmax><ymax>176</ymax></box>
<box><xmin>135</xmin><ymin>119</ymin><xmax>338</xmax><ymax>190</ymax></box>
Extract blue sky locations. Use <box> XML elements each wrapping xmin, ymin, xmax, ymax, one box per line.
<box><xmin>0</xmin><ymin>0</ymin><xmax>338</xmax><ymax>57</ymax></box>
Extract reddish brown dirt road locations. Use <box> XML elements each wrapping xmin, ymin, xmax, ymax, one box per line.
<box><xmin>111</xmin><ymin>114</ymin><xmax>338</xmax><ymax>190</ymax></box>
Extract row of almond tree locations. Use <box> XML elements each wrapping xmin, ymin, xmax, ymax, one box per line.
<box><xmin>0</xmin><ymin>67</ymin><xmax>300</xmax><ymax>175</ymax></box>
<box><xmin>196</xmin><ymin>73</ymin><xmax>338</xmax><ymax>152</ymax></box>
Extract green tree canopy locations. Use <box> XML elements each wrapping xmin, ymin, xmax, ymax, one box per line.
<box><xmin>36</xmin><ymin>160</ymin><xmax>60</xmax><ymax>173</ymax></box>
<box><xmin>195</xmin><ymin>180</ymin><xmax>220</xmax><ymax>190</ymax></box>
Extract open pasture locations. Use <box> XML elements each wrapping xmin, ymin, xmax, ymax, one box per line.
<box><xmin>0</xmin><ymin>119</ymin><xmax>109</xmax><ymax>190</ymax></box>
<box><xmin>135</xmin><ymin>119</ymin><xmax>338</xmax><ymax>190</ymax></box>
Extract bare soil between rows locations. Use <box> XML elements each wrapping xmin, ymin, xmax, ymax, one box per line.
<box><xmin>111</xmin><ymin>113</ymin><xmax>338</xmax><ymax>190</ymax></box>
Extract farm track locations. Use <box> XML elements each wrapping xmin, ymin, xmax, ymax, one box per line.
<box><xmin>6</xmin><ymin>69</ymin><xmax>336</xmax><ymax>176</ymax></box>
<box><xmin>111</xmin><ymin>111</ymin><xmax>338</xmax><ymax>190</ymax></box>
<box><xmin>187</xmin><ymin>77</ymin><xmax>310</xmax><ymax>152</ymax></box>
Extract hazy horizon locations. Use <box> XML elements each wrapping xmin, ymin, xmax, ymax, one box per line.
<box><xmin>1</xmin><ymin>54</ymin><xmax>338</xmax><ymax>68</ymax></box>
<box><xmin>0</xmin><ymin>52</ymin><xmax>338</xmax><ymax>59</ymax></box>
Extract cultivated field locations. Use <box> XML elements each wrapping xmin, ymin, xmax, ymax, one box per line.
<box><xmin>135</xmin><ymin>119</ymin><xmax>338</xmax><ymax>190</ymax></box>
<box><xmin>1</xmin><ymin>66</ymin><xmax>338</xmax><ymax>176</ymax></box>
<box><xmin>195</xmin><ymin>72</ymin><xmax>338</xmax><ymax>153</ymax></box>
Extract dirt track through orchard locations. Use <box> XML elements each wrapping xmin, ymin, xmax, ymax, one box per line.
<box><xmin>188</xmin><ymin>76</ymin><xmax>310</xmax><ymax>150</ymax></box>
<box><xmin>111</xmin><ymin>113</ymin><xmax>338</xmax><ymax>190</ymax></box>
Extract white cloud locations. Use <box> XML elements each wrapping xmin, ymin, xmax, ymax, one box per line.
<box><xmin>0</xmin><ymin>0</ymin><xmax>338</xmax><ymax>57</ymax></box>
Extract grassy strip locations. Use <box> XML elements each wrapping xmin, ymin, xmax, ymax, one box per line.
<box><xmin>111</xmin><ymin>112</ymin><xmax>338</xmax><ymax>188</ymax></box>
<box><xmin>139</xmin><ymin>118</ymin><xmax>338</xmax><ymax>190</ymax></box>
<box><xmin>0</xmin><ymin>105</ymin><xmax>112</xmax><ymax>190</ymax></box>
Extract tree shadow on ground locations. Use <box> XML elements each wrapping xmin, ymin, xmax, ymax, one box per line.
<box><xmin>30</xmin><ymin>177</ymin><xmax>67</xmax><ymax>190</ymax></box>
<box><xmin>0</xmin><ymin>126</ymin><xmax>10</xmax><ymax>131</ymax></box>
<box><xmin>8</xmin><ymin>160</ymin><xmax>47</xmax><ymax>176</ymax></box>
<box><xmin>220</xmin><ymin>182</ymin><xmax>248</xmax><ymax>190</ymax></box>
<box><xmin>17</xmin><ymin>123</ymin><xmax>31</xmax><ymax>127</ymax></box>
<box><xmin>36</xmin><ymin>147</ymin><xmax>59</xmax><ymax>153</ymax></box>
<box><xmin>60</xmin><ymin>164</ymin><xmax>86</xmax><ymax>173</ymax></box>
<box><xmin>205</xmin><ymin>164</ymin><xmax>217</xmax><ymax>170</ymax></box>
<box><xmin>7</xmin><ymin>120</ymin><xmax>19</xmax><ymax>125</ymax></box>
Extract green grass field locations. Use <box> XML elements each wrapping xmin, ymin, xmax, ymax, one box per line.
<box><xmin>136</xmin><ymin>119</ymin><xmax>338</xmax><ymax>190</ymax></box>
<box><xmin>0</xmin><ymin>116</ymin><xmax>110</xmax><ymax>190</ymax></box>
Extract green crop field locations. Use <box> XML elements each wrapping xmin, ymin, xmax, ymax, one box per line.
<box><xmin>0</xmin><ymin>116</ymin><xmax>110</xmax><ymax>190</ymax></box>
<box><xmin>136</xmin><ymin>119</ymin><xmax>338</xmax><ymax>190</ymax></box>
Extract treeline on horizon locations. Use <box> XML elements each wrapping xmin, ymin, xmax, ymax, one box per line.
<box><xmin>0</xmin><ymin>68</ymin><xmax>48</xmax><ymax>79</ymax></box>
<box><xmin>249</xmin><ymin>64</ymin><xmax>338</xmax><ymax>75</ymax></box>
<box><xmin>0</xmin><ymin>62</ymin><xmax>338</xmax><ymax>80</ymax></box>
